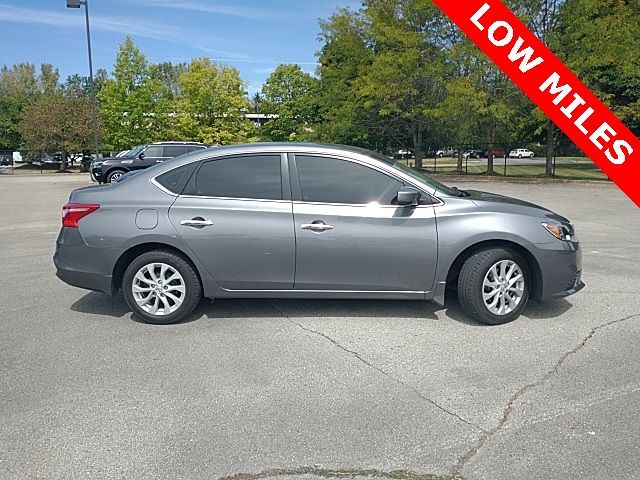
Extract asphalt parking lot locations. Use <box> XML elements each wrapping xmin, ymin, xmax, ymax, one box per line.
<box><xmin>1</xmin><ymin>174</ymin><xmax>638</xmax><ymax>480</ymax></box>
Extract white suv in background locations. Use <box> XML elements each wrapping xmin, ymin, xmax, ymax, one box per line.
<box><xmin>509</xmin><ymin>148</ymin><xmax>535</xmax><ymax>158</ymax></box>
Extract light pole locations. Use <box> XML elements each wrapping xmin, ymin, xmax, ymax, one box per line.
<box><xmin>66</xmin><ymin>0</ymin><xmax>100</xmax><ymax>159</ymax></box>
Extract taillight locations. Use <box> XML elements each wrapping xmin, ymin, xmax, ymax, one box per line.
<box><xmin>62</xmin><ymin>203</ymin><xmax>100</xmax><ymax>228</ymax></box>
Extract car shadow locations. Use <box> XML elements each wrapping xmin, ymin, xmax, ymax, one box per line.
<box><xmin>442</xmin><ymin>287</ymin><xmax>574</xmax><ymax>325</ymax></box>
<box><xmin>71</xmin><ymin>292</ymin><xmax>441</xmax><ymax>323</ymax></box>
<box><xmin>70</xmin><ymin>291</ymin><xmax>130</xmax><ymax>318</ymax></box>
<box><xmin>71</xmin><ymin>291</ymin><xmax>573</xmax><ymax>325</ymax></box>
<box><xmin>523</xmin><ymin>298</ymin><xmax>574</xmax><ymax>319</ymax></box>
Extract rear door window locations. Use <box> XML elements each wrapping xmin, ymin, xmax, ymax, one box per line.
<box><xmin>193</xmin><ymin>154</ymin><xmax>282</xmax><ymax>200</ymax></box>
<box><xmin>164</xmin><ymin>146</ymin><xmax>189</xmax><ymax>157</ymax></box>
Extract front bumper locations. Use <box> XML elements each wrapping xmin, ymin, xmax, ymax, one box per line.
<box><xmin>54</xmin><ymin>227</ymin><xmax>113</xmax><ymax>295</ymax></box>
<box><xmin>535</xmin><ymin>240</ymin><xmax>585</xmax><ymax>301</ymax></box>
<box><xmin>90</xmin><ymin>167</ymin><xmax>103</xmax><ymax>183</ymax></box>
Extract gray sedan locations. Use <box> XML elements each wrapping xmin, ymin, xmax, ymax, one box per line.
<box><xmin>54</xmin><ymin>143</ymin><xmax>584</xmax><ymax>325</ymax></box>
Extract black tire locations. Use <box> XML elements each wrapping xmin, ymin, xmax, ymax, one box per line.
<box><xmin>518</xmin><ymin>154</ymin><xmax>523</xmax><ymax>158</ymax></box>
<box><xmin>106</xmin><ymin>169</ymin><xmax>126</xmax><ymax>183</ymax></box>
<box><xmin>457</xmin><ymin>248</ymin><xmax>530</xmax><ymax>325</ymax></box>
<box><xmin>122</xmin><ymin>250</ymin><xmax>202</xmax><ymax>325</ymax></box>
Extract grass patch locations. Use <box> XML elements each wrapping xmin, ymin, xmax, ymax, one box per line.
<box><xmin>413</xmin><ymin>157</ymin><xmax>608</xmax><ymax>181</ymax></box>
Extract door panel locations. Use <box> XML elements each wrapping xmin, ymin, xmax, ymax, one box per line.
<box><xmin>140</xmin><ymin>145</ymin><xmax>164</xmax><ymax>168</ymax></box>
<box><xmin>293</xmin><ymin>202</ymin><xmax>438</xmax><ymax>292</ymax></box>
<box><xmin>168</xmin><ymin>152</ymin><xmax>294</xmax><ymax>291</ymax></box>
<box><xmin>170</xmin><ymin>197</ymin><xmax>295</xmax><ymax>290</ymax></box>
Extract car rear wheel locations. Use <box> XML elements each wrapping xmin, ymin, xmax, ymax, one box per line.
<box><xmin>457</xmin><ymin>248</ymin><xmax>530</xmax><ymax>325</ymax></box>
<box><xmin>106</xmin><ymin>169</ymin><xmax>126</xmax><ymax>183</ymax></box>
<box><xmin>123</xmin><ymin>250</ymin><xmax>202</xmax><ymax>324</ymax></box>
<box><xmin>518</xmin><ymin>154</ymin><xmax>523</xmax><ymax>158</ymax></box>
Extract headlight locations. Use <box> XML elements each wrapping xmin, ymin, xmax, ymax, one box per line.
<box><xmin>542</xmin><ymin>222</ymin><xmax>574</xmax><ymax>241</ymax></box>
<box><xmin>91</xmin><ymin>161</ymin><xmax>103</xmax><ymax>168</ymax></box>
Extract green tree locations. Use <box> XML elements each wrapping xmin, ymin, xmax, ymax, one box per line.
<box><xmin>0</xmin><ymin>63</ymin><xmax>37</xmax><ymax>99</ymax></box>
<box><xmin>19</xmin><ymin>94</ymin><xmax>95</xmax><ymax>170</ymax></box>
<box><xmin>149</xmin><ymin>61</ymin><xmax>187</xmax><ymax>100</ymax></box>
<box><xmin>38</xmin><ymin>64</ymin><xmax>60</xmax><ymax>94</ymax></box>
<box><xmin>359</xmin><ymin>0</ymin><xmax>450</xmax><ymax>170</ymax></box>
<box><xmin>251</xmin><ymin>92</ymin><xmax>262</xmax><ymax>115</ymax></box>
<box><xmin>64</xmin><ymin>69</ymin><xmax>108</xmax><ymax>99</ymax></box>
<box><xmin>557</xmin><ymin>0</ymin><xmax>640</xmax><ymax>135</ymax></box>
<box><xmin>516</xmin><ymin>0</ymin><xmax>565</xmax><ymax>174</ymax></box>
<box><xmin>0</xmin><ymin>96</ymin><xmax>22</xmax><ymax>150</ymax></box>
<box><xmin>315</xmin><ymin>8</ymin><xmax>376</xmax><ymax>148</ymax></box>
<box><xmin>0</xmin><ymin>62</ymin><xmax>65</xmax><ymax>149</ymax></box>
<box><xmin>98</xmin><ymin>37</ymin><xmax>171</xmax><ymax>150</ymax></box>
<box><xmin>260</xmin><ymin>64</ymin><xmax>317</xmax><ymax>141</ymax></box>
<box><xmin>444</xmin><ymin>4</ymin><xmax>534</xmax><ymax>174</ymax></box>
<box><xmin>176</xmin><ymin>57</ymin><xmax>254</xmax><ymax>145</ymax></box>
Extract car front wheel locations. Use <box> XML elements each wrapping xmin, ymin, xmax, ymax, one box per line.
<box><xmin>106</xmin><ymin>169</ymin><xmax>126</xmax><ymax>183</ymax></box>
<box><xmin>457</xmin><ymin>248</ymin><xmax>530</xmax><ymax>325</ymax></box>
<box><xmin>123</xmin><ymin>250</ymin><xmax>202</xmax><ymax>324</ymax></box>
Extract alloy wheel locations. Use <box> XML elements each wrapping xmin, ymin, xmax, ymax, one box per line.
<box><xmin>109</xmin><ymin>172</ymin><xmax>124</xmax><ymax>183</ymax></box>
<box><xmin>132</xmin><ymin>262</ymin><xmax>186</xmax><ymax>316</ymax></box>
<box><xmin>482</xmin><ymin>260</ymin><xmax>525</xmax><ymax>315</ymax></box>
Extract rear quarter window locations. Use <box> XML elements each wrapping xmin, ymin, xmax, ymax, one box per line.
<box><xmin>154</xmin><ymin>163</ymin><xmax>197</xmax><ymax>195</ymax></box>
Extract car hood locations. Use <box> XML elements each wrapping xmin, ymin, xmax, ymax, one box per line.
<box><xmin>465</xmin><ymin>189</ymin><xmax>570</xmax><ymax>223</ymax></box>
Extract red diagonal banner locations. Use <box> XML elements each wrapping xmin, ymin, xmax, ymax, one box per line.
<box><xmin>432</xmin><ymin>0</ymin><xmax>640</xmax><ymax>207</ymax></box>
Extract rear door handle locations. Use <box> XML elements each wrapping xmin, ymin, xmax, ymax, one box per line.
<box><xmin>301</xmin><ymin>222</ymin><xmax>334</xmax><ymax>232</ymax></box>
<box><xmin>181</xmin><ymin>218</ymin><xmax>214</xmax><ymax>228</ymax></box>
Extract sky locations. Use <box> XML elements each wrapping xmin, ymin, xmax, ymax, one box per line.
<box><xmin>0</xmin><ymin>0</ymin><xmax>361</xmax><ymax>94</ymax></box>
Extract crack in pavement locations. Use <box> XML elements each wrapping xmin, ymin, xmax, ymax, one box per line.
<box><xmin>451</xmin><ymin>313</ymin><xmax>640</xmax><ymax>477</ymax></box>
<box><xmin>269</xmin><ymin>302</ymin><xmax>485</xmax><ymax>433</ymax></box>
<box><xmin>217</xmin><ymin>465</ymin><xmax>460</xmax><ymax>480</ymax></box>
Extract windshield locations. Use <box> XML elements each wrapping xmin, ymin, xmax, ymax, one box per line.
<box><xmin>361</xmin><ymin>149</ymin><xmax>459</xmax><ymax>196</ymax></box>
<box><xmin>124</xmin><ymin>145</ymin><xmax>145</xmax><ymax>157</ymax></box>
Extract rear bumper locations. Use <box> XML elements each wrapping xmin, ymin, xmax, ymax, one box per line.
<box><xmin>54</xmin><ymin>228</ymin><xmax>114</xmax><ymax>295</ymax></box>
<box><xmin>54</xmin><ymin>257</ymin><xmax>112</xmax><ymax>294</ymax></box>
<box><xmin>535</xmin><ymin>240</ymin><xmax>585</xmax><ymax>301</ymax></box>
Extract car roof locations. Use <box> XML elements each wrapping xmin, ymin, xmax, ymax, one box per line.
<box><xmin>177</xmin><ymin>142</ymin><xmax>387</xmax><ymax>157</ymax></box>
<box><xmin>149</xmin><ymin>141</ymin><xmax>206</xmax><ymax>146</ymax></box>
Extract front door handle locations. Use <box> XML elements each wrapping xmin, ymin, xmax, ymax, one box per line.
<box><xmin>181</xmin><ymin>217</ymin><xmax>214</xmax><ymax>228</ymax></box>
<box><xmin>301</xmin><ymin>221</ymin><xmax>334</xmax><ymax>232</ymax></box>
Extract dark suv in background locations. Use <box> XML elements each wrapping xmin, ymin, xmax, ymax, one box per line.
<box><xmin>91</xmin><ymin>141</ymin><xmax>207</xmax><ymax>183</ymax></box>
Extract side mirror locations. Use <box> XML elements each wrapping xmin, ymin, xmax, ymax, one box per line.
<box><xmin>138</xmin><ymin>152</ymin><xmax>145</xmax><ymax>159</ymax></box>
<box><xmin>397</xmin><ymin>187</ymin><xmax>421</xmax><ymax>206</ymax></box>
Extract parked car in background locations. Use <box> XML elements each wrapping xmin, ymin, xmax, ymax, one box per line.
<box><xmin>42</xmin><ymin>153</ymin><xmax>63</xmax><ymax>164</ymax></box>
<box><xmin>436</xmin><ymin>148</ymin><xmax>456</xmax><ymax>157</ymax></box>
<box><xmin>463</xmin><ymin>149</ymin><xmax>487</xmax><ymax>159</ymax></box>
<box><xmin>55</xmin><ymin>143</ymin><xmax>584</xmax><ymax>326</ymax></box>
<box><xmin>509</xmin><ymin>148</ymin><xmax>535</xmax><ymax>158</ymax></box>
<box><xmin>393</xmin><ymin>148</ymin><xmax>413</xmax><ymax>159</ymax></box>
<box><xmin>493</xmin><ymin>149</ymin><xmax>506</xmax><ymax>158</ymax></box>
<box><xmin>91</xmin><ymin>141</ymin><xmax>207</xmax><ymax>183</ymax></box>
<box><xmin>0</xmin><ymin>156</ymin><xmax>13</xmax><ymax>166</ymax></box>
